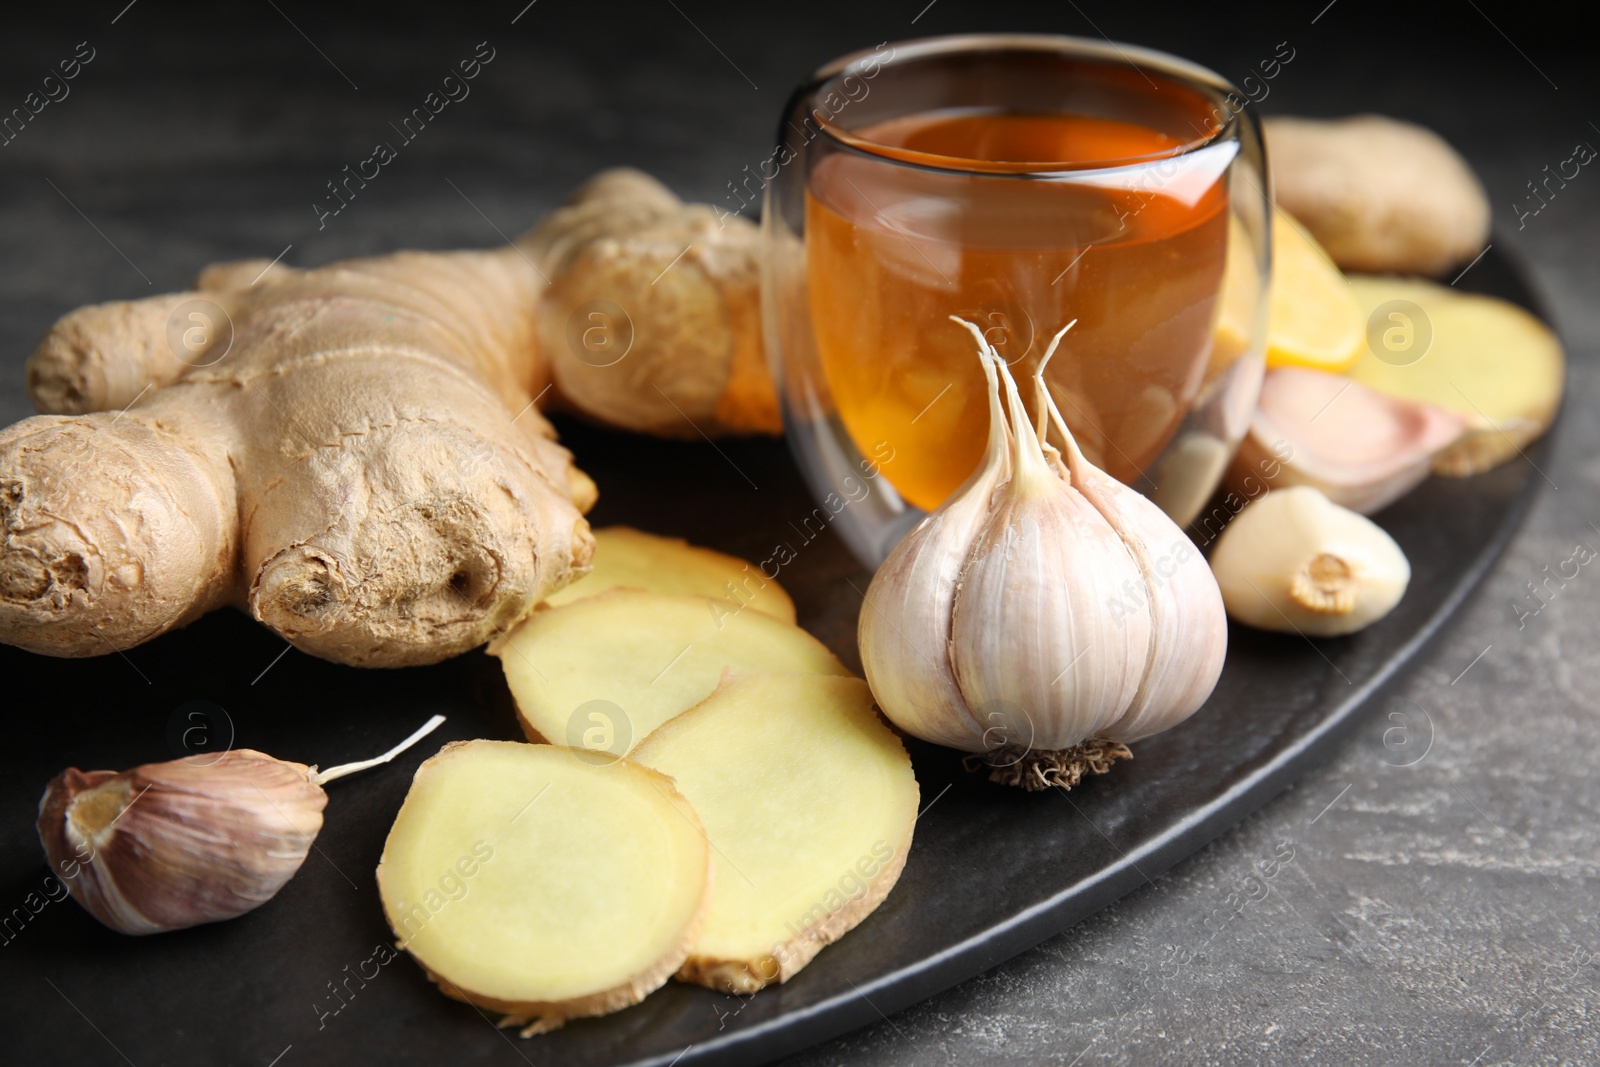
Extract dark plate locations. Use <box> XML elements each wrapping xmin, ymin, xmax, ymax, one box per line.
<box><xmin>0</xmin><ymin>245</ymin><xmax>1552</xmax><ymax>1067</ymax></box>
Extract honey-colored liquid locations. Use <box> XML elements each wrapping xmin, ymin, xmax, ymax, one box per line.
<box><xmin>807</xmin><ymin>109</ymin><xmax>1229</xmax><ymax>510</ymax></box>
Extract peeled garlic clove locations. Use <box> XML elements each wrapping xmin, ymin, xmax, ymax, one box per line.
<box><xmin>1229</xmin><ymin>367</ymin><xmax>1471</xmax><ymax>514</ymax></box>
<box><xmin>1036</xmin><ymin>368</ymin><xmax>1228</xmax><ymax>743</ymax></box>
<box><xmin>950</xmin><ymin>354</ymin><xmax>1153</xmax><ymax>751</ymax></box>
<box><xmin>37</xmin><ymin>750</ymin><xmax>328</xmax><ymax>935</ymax></box>
<box><xmin>1210</xmin><ymin>485</ymin><xmax>1409</xmax><ymax>636</ymax></box>
<box><xmin>858</xmin><ymin>318</ymin><xmax>1013</xmax><ymax>751</ymax></box>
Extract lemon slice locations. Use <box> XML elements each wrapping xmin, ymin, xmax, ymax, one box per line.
<box><xmin>1265</xmin><ymin>209</ymin><xmax>1365</xmax><ymax>372</ymax></box>
<box><xmin>1209</xmin><ymin>214</ymin><xmax>1263</xmax><ymax>373</ymax></box>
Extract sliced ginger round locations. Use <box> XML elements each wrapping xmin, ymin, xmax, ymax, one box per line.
<box><xmin>631</xmin><ymin>673</ymin><xmax>918</xmax><ymax>994</ymax></box>
<box><xmin>1264</xmin><ymin>209</ymin><xmax>1365</xmax><ymax>373</ymax></box>
<box><xmin>1345</xmin><ymin>275</ymin><xmax>1564</xmax><ymax>475</ymax></box>
<box><xmin>543</xmin><ymin>526</ymin><xmax>797</xmax><ymax>624</ymax></box>
<box><xmin>492</xmin><ymin>589</ymin><xmax>850</xmax><ymax>755</ymax></box>
<box><xmin>376</xmin><ymin>741</ymin><xmax>711</xmax><ymax>1036</ymax></box>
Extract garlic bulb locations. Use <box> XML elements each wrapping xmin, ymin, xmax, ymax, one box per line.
<box><xmin>37</xmin><ymin>714</ymin><xmax>445</xmax><ymax>935</ymax></box>
<box><xmin>1210</xmin><ymin>485</ymin><xmax>1409</xmax><ymax>636</ymax></box>
<box><xmin>859</xmin><ymin>319</ymin><xmax>1228</xmax><ymax>791</ymax></box>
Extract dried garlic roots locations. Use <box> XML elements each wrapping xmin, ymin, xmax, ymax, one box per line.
<box><xmin>542</xmin><ymin>525</ymin><xmax>796</xmax><ymax>623</ymax></box>
<box><xmin>377</xmin><ymin>741</ymin><xmax>712</xmax><ymax>1037</ymax></box>
<box><xmin>631</xmin><ymin>673</ymin><xmax>917</xmax><ymax>994</ymax></box>
<box><xmin>493</xmin><ymin>588</ymin><xmax>849</xmax><ymax>755</ymax></box>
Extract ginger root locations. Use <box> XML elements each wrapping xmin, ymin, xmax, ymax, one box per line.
<box><xmin>522</xmin><ymin>169</ymin><xmax>777</xmax><ymax>437</ymax></box>
<box><xmin>0</xmin><ymin>170</ymin><xmax>775</xmax><ymax>667</ymax></box>
<box><xmin>1265</xmin><ymin>115</ymin><xmax>1491</xmax><ymax>277</ymax></box>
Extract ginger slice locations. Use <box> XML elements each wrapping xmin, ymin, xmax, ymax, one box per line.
<box><xmin>376</xmin><ymin>741</ymin><xmax>711</xmax><ymax>1036</ymax></box>
<box><xmin>1346</xmin><ymin>276</ymin><xmax>1564</xmax><ymax>475</ymax></box>
<box><xmin>630</xmin><ymin>674</ymin><xmax>918</xmax><ymax>994</ymax></box>
<box><xmin>543</xmin><ymin>526</ymin><xmax>796</xmax><ymax>623</ymax></box>
<box><xmin>491</xmin><ymin>589</ymin><xmax>850</xmax><ymax>756</ymax></box>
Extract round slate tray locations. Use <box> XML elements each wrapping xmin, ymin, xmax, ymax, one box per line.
<box><xmin>0</xmin><ymin>245</ymin><xmax>1552</xmax><ymax>1067</ymax></box>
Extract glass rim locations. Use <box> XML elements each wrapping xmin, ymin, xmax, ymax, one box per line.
<box><xmin>798</xmin><ymin>32</ymin><xmax>1244</xmax><ymax>178</ymax></box>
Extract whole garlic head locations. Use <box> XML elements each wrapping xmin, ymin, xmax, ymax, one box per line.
<box><xmin>37</xmin><ymin>750</ymin><xmax>328</xmax><ymax>935</ymax></box>
<box><xmin>859</xmin><ymin>319</ymin><xmax>1228</xmax><ymax>790</ymax></box>
<box><xmin>1209</xmin><ymin>485</ymin><xmax>1410</xmax><ymax>636</ymax></box>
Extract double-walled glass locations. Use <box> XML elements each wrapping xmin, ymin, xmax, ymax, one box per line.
<box><xmin>762</xmin><ymin>34</ymin><xmax>1269</xmax><ymax>565</ymax></box>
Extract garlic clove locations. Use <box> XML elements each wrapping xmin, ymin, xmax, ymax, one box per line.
<box><xmin>950</xmin><ymin>352</ymin><xmax>1153</xmax><ymax>752</ymax></box>
<box><xmin>1209</xmin><ymin>485</ymin><xmax>1410</xmax><ymax>636</ymax></box>
<box><xmin>1033</xmin><ymin>351</ymin><xmax>1228</xmax><ymax>744</ymax></box>
<box><xmin>857</xmin><ymin>317</ymin><xmax>1014</xmax><ymax>751</ymax></box>
<box><xmin>1229</xmin><ymin>367</ymin><xmax>1472</xmax><ymax>515</ymax></box>
<box><xmin>37</xmin><ymin>750</ymin><xmax>328</xmax><ymax>935</ymax></box>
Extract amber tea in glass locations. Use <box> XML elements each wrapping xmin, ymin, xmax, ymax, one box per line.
<box><xmin>763</xmin><ymin>35</ymin><xmax>1269</xmax><ymax>564</ymax></box>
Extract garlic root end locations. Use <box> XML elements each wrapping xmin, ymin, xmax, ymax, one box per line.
<box><xmin>1288</xmin><ymin>552</ymin><xmax>1359</xmax><ymax>615</ymax></box>
<box><xmin>962</xmin><ymin>738</ymin><xmax>1132</xmax><ymax>793</ymax></box>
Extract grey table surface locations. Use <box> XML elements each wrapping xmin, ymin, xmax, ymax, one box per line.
<box><xmin>1</xmin><ymin>2</ymin><xmax>1596</xmax><ymax>1065</ymax></box>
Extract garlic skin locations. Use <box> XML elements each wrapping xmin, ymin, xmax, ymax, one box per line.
<box><xmin>1037</xmin><ymin>374</ymin><xmax>1228</xmax><ymax>743</ymax></box>
<box><xmin>857</xmin><ymin>320</ymin><xmax>1009</xmax><ymax>751</ymax></box>
<box><xmin>859</xmin><ymin>319</ymin><xmax>1229</xmax><ymax>789</ymax></box>
<box><xmin>1210</xmin><ymin>485</ymin><xmax>1410</xmax><ymax>636</ymax></box>
<box><xmin>37</xmin><ymin>750</ymin><xmax>328</xmax><ymax>935</ymax></box>
<box><xmin>1230</xmin><ymin>367</ymin><xmax>1471</xmax><ymax>514</ymax></box>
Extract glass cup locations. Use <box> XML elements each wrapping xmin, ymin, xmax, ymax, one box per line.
<box><xmin>761</xmin><ymin>33</ymin><xmax>1269</xmax><ymax>566</ymax></box>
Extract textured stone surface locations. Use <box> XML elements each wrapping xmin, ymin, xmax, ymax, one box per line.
<box><xmin>0</xmin><ymin>3</ymin><xmax>1595</xmax><ymax>1065</ymax></box>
